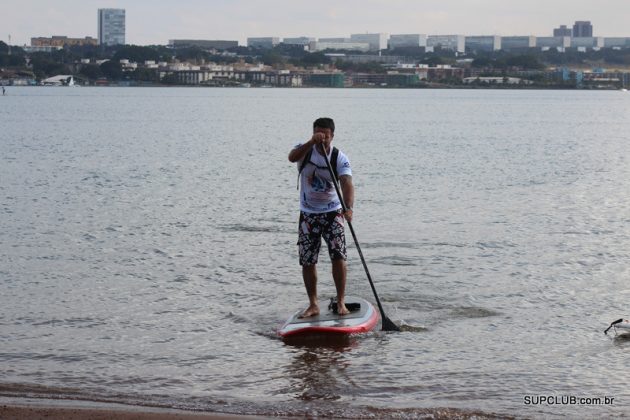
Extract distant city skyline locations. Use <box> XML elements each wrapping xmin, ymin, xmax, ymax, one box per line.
<box><xmin>2</xmin><ymin>0</ymin><xmax>630</xmax><ymax>47</ymax></box>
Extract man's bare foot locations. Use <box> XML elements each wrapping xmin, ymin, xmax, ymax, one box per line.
<box><xmin>298</xmin><ymin>304</ymin><xmax>319</xmax><ymax>318</ymax></box>
<box><xmin>336</xmin><ymin>302</ymin><xmax>350</xmax><ymax>316</ymax></box>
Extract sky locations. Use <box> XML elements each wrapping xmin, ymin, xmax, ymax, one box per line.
<box><xmin>2</xmin><ymin>0</ymin><xmax>629</xmax><ymax>46</ymax></box>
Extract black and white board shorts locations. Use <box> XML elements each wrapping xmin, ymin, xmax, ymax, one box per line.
<box><xmin>297</xmin><ymin>210</ymin><xmax>347</xmax><ymax>266</ymax></box>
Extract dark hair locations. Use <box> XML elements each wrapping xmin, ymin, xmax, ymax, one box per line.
<box><xmin>313</xmin><ymin>117</ymin><xmax>335</xmax><ymax>133</ymax></box>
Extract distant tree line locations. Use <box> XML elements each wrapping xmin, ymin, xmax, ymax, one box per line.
<box><xmin>2</xmin><ymin>40</ymin><xmax>630</xmax><ymax>83</ymax></box>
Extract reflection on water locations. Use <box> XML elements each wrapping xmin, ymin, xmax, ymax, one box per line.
<box><xmin>611</xmin><ymin>332</ymin><xmax>630</xmax><ymax>346</ymax></box>
<box><xmin>285</xmin><ymin>339</ymin><xmax>358</xmax><ymax>402</ymax></box>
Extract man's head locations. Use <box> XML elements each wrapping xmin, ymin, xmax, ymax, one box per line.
<box><xmin>313</xmin><ymin>117</ymin><xmax>335</xmax><ymax>142</ymax></box>
<box><xmin>313</xmin><ymin>117</ymin><xmax>335</xmax><ymax>133</ymax></box>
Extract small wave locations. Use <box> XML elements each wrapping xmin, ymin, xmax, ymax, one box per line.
<box><xmin>226</xmin><ymin>311</ymin><xmax>251</xmax><ymax>324</ymax></box>
<box><xmin>476</xmin><ymin>241</ymin><xmax>516</xmax><ymax>250</ymax></box>
<box><xmin>169</xmin><ymin>221</ymin><xmax>190</xmax><ymax>228</ymax></box>
<box><xmin>153</xmin><ymin>249</ymin><xmax>170</xmax><ymax>257</ymax></box>
<box><xmin>151</xmin><ymin>337</ymin><xmax>176</xmax><ymax>343</ymax></box>
<box><xmin>179</xmin><ymin>355</ymin><xmax>218</xmax><ymax>366</ymax></box>
<box><xmin>432</xmin><ymin>241</ymin><xmax>467</xmax><ymax>248</ymax></box>
<box><xmin>256</xmin><ymin>216</ymin><xmax>293</xmax><ymax>224</ymax></box>
<box><xmin>31</xmin><ymin>317</ymin><xmax>106</xmax><ymax>328</ymax></box>
<box><xmin>0</xmin><ymin>388</ymin><xmax>505</xmax><ymax>419</ymax></box>
<box><xmin>0</xmin><ymin>382</ymin><xmax>84</xmax><ymax>398</ymax></box>
<box><xmin>82</xmin><ymin>233</ymin><xmax>97</xmax><ymax>241</ymax></box>
<box><xmin>220</xmin><ymin>223</ymin><xmax>280</xmax><ymax>233</ymax></box>
<box><xmin>193</xmin><ymin>263</ymin><xmax>209</xmax><ymax>269</ymax></box>
<box><xmin>370</xmin><ymin>256</ymin><xmax>418</xmax><ymax>266</ymax></box>
<box><xmin>364</xmin><ymin>241</ymin><xmax>467</xmax><ymax>250</ymax></box>
<box><xmin>363</xmin><ymin>406</ymin><xmax>507</xmax><ymax>419</ymax></box>
<box><xmin>81</xmin><ymin>172</ymin><xmax>102</xmax><ymax>181</ymax></box>
<box><xmin>450</xmin><ymin>306</ymin><xmax>501</xmax><ymax>319</ymax></box>
<box><xmin>399</xmin><ymin>323</ymin><xmax>429</xmax><ymax>333</ymax></box>
<box><xmin>549</xmin><ymin>230</ymin><xmax>590</xmax><ymax>235</ymax></box>
<box><xmin>591</xmin><ymin>229</ymin><xmax>614</xmax><ymax>235</ymax></box>
<box><xmin>170</xmin><ymin>275</ymin><xmax>190</xmax><ymax>283</ymax></box>
<box><xmin>0</xmin><ymin>352</ymin><xmax>87</xmax><ymax>363</ymax></box>
<box><xmin>362</xmin><ymin>241</ymin><xmax>420</xmax><ymax>249</ymax></box>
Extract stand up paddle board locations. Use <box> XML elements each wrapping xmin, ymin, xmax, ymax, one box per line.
<box><xmin>278</xmin><ymin>296</ymin><xmax>379</xmax><ymax>338</ymax></box>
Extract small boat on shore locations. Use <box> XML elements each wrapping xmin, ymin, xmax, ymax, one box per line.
<box><xmin>41</xmin><ymin>75</ymin><xmax>77</xmax><ymax>86</ymax></box>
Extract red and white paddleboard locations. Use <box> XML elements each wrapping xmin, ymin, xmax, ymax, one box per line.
<box><xmin>615</xmin><ymin>320</ymin><xmax>630</xmax><ymax>330</ymax></box>
<box><xmin>278</xmin><ymin>296</ymin><xmax>379</xmax><ymax>338</ymax></box>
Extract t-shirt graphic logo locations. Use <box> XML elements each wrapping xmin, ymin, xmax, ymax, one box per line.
<box><xmin>310</xmin><ymin>173</ymin><xmax>328</xmax><ymax>192</ymax></box>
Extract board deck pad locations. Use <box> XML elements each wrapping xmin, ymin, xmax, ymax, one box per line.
<box><xmin>287</xmin><ymin>302</ymin><xmax>367</xmax><ymax>324</ymax></box>
<box><xmin>278</xmin><ymin>296</ymin><xmax>379</xmax><ymax>338</ymax></box>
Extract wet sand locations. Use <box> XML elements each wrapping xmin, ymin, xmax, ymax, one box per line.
<box><xmin>0</xmin><ymin>403</ymin><xmax>266</xmax><ymax>420</ymax></box>
<box><xmin>0</xmin><ymin>401</ymin><xmax>511</xmax><ymax>419</ymax></box>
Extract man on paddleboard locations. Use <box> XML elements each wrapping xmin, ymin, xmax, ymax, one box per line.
<box><xmin>288</xmin><ymin>117</ymin><xmax>354</xmax><ymax>318</ymax></box>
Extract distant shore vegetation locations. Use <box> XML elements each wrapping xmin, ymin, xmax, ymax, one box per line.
<box><xmin>1</xmin><ymin>41</ymin><xmax>629</xmax><ymax>89</ymax></box>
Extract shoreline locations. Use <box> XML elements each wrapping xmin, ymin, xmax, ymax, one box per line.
<box><xmin>1</xmin><ymin>84</ymin><xmax>626</xmax><ymax>91</ymax></box>
<box><xmin>0</xmin><ymin>396</ymin><xmax>511</xmax><ymax>419</ymax></box>
<box><xmin>0</xmin><ymin>399</ymin><xmax>270</xmax><ymax>420</ymax></box>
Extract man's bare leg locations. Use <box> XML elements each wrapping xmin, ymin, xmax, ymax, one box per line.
<box><xmin>299</xmin><ymin>264</ymin><xmax>319</xmax><ymax>318</ymax></box>
<box><xmin>332</xmin><ymin>258</ymin><xmax>349</xmax><ymax>315</ymax></box>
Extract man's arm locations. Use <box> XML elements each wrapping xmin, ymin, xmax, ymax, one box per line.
<box><xmin>288</xmin><ymin>133</ymin><xmax>326</xmax><ymax>162</ymax></box>
<box><xmin>339</xmin><ymin>175</ymin><xmax>354</xmax><ymax>222</ymax></box>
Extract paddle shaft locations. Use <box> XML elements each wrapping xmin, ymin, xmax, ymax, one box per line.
<box><xmin>318</xmin><ymin>144</ymin><xmax>399</xmax><ymax>331</ymax></box>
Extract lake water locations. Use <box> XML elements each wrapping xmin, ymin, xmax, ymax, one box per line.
<box><xmin>1</xmin><ymin>86</ymin><xmax>630</xmax><ymax>418</ymax></box>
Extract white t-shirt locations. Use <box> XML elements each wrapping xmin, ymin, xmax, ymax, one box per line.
<box><xmin>295</xmin><ymin>144</ymin><xmax>352</xmax><ymax>213</ymax></box>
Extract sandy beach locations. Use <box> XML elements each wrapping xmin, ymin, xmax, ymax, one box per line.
<box><xmin>0</xmin><ymin>402</ymin><xmax>267</xmax><ymax>420</ymax></box>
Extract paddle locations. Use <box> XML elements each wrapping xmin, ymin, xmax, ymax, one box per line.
<box><xmin>604</xmin><ymin>318</ymin><xmax>624</xmax><ymax>335</ymax></box>
<box><xmin>319</xmin><ymin>144</ymin><xmax>400</xmax><ymax>332</ymax></box>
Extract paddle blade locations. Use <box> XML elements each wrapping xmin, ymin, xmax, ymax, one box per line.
<box><xmin>381</xmin><ymin>315</ymin><xmax>401</xmax><ymax>332</ymax></box>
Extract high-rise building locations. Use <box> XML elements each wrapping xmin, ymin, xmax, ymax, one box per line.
<box><xmin>308</xmin><ymin>41</ymin><xmax>370</xmax><ymax>52</ymax></box>
<box><xmin>169</xmin><ymin>39</ymin><xmax>238</xmax><ymax>50</ymax></box>
<box><xmin>553</xmin><ymin>25</ymin><xmax>572</xmax><ymax>37</ymax></box>
<box><xmin>571</xmin><ymin>37</ymin><xmax>604</xmax><ymax>49</ymax></box>
<box><xmin>604</xmin><ymin>37</ymin><xmax>630</xmax><ymax>48</ymax></box>
<box><xmin>572</xmin><ymin>21</ymin><xmax>593</xmax><ymax>38</ymax></box>
<box><xmin>501</xmin><ymin>36</ymin><xmax>536</xmax><ymax>51</ymax></box>
<box><xmin>98</xmin><ymin>8</ymin><xmax>125</xmax><ymax>46</ymax></box>
<box><xmin>318</xmin><ymin>38</ymin><xmax>350</xmax><ymax>43</ymax></box>
<box><xmin>427</xmin><ymin>35</ymin><xmax>465</xmax><ymax>53</ymax></box>
<box><xmin>465</xmin><ymin>35</ymin><xmax>501</xmax><ymax>52</ymax></box>
<box><xmin>32</xmin><ymin>36</ymin><xmax>97</xmax><ymax>47</ymax></box>
<box><xmin>536</xmin><ymin>36</ymin><xmax>571</xmax><ymax>49</ymax></box>
<box><xmin>247</xmin><ymin>37</ymin><xmax>280</xmax><ymax>48</ymax></box>
<box><xmin>350</xmin><ymin>33</ymin><xmax>388</xmax><ymax>51</ymax></box>
<box><xmin>283</xmin><ymin>37</ymin><xmax>316</xmax><ymax>46</ymax></box>
<box><xmin>388</xmin><ymin>34</ymin><xmax>427</xmax><ymax>49</ymax></box>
